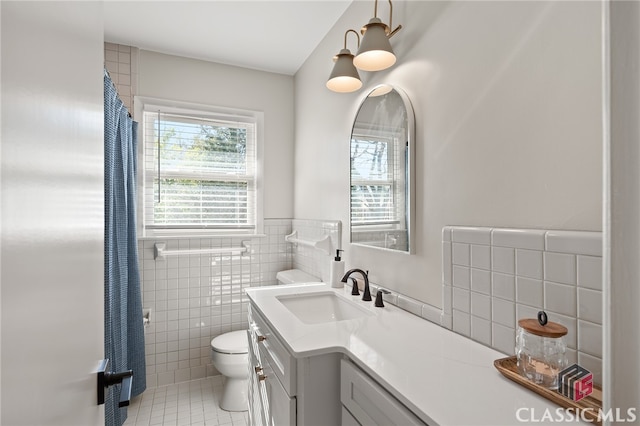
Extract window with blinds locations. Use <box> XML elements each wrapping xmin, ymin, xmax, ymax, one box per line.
<box><xmin>350</xmin><ymin>133</ymin><xmax>405</xmax><ymax>228</ymax></box>
<box><xmin>141</xmin><ymin>104</ymin><xmax>260</xmax><ymax>234</ymax></box>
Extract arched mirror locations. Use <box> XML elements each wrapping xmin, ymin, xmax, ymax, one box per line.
<box><xmin>350</xmin><ymin>85</ymin><xmax>415</xmax><ymax>253</ymax></box>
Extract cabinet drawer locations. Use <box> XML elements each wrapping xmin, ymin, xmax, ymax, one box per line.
<box><xmin>341</xmin><ymin>359</ymin><xmax>427</xmax><ymax>426</ymax></box>
<box><xmin>249</xmin><ymin>304</ymin><xmax>297</xmax><ymax>395</ymax></box>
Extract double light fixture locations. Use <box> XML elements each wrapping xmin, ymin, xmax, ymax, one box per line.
<box><xmin>326</xmin><ymin>0</ymin><xmax>402</xmax><ymax>93</ymax></box>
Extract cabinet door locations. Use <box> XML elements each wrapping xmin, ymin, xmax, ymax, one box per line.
<box><xmin>251</xmin><ymin>305</ymin><xmax>297</xmax><ymax>395</ymax></box>
<box><xmin>341</xmin><ymin>360</ymin><xmax>427</xmax><ymax>426</ymax></box>
<box><xmin>262</xmin><ymin>348</ymin><xmax>296</xmax><ymax>426</ymax></box>
<box><xmin>248</xmin><ymin>331</ymin><xmax>268</xmax><ymax>426</ymax></box>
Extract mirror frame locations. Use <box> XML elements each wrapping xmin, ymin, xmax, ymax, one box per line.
<box><xmin>349</xmin><ymin>84</ymin><xmax>415</xmax><ymax>254</ymax></box>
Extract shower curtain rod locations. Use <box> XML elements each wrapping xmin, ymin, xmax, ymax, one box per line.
<box><xmin>153</xmin><ymin>241</ymin><xmax>249</xmax><ymax>260</ymax></box>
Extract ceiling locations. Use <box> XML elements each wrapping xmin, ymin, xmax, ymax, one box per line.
<box><xmin>104</xmin><ymin>0</ymin><xmax>353</xmax><ymax>75</ymax></box>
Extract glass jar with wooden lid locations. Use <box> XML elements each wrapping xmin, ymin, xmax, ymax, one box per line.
<box><xmin>515</xmin><ymin>311</ymin><xmax>568</xmax><ymax>389</ymax></box>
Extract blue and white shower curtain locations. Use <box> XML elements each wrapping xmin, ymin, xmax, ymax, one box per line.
<box><xmin>104</xmin><ymin>69</ymin><xmax>146</xmax><ymax>426</ymax></box>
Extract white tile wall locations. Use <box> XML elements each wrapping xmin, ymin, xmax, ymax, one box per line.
<box><xmin>104</xmin><ymin>43</ymin><xmax>138</xmax><ymax>113</ymax></box>
<box><xmin>290</xmin><ymin>219</ymin><xmax>341</xmax><ymax>283</ymax></box>
<box><xmin>139</xmin><ymin>218</ymin><xmax>342</xmax><ymax>388</ymax></box>
<box><xmin>442</xmin><ymin>226</ymin><xmax>603</xmax><ymax>385</ymax></box>
<box><xmin>397</xmin><ymin>295</ymin><xmax>423</xmax><ymax>317</ymax></box>
<box><xmin>139</xmin><ymin>219</ymin><xmax>293</xmax><ymax>387</ymax></box>
<box><xmin>363</xmin><ymin>281</ymin><xmax>447</xmax><ymax>329</ymax></box>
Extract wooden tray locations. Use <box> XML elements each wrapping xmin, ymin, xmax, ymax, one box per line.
<box><xmin>494</xmin><ymin>356</ymin><xmax>602</xmax><ymax>425</ymax></box>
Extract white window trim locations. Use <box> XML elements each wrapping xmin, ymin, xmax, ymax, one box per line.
<box><xmin>134</xmin><ymin>96</ymin><xmax>264</xmax><ymax>238</ymax></box>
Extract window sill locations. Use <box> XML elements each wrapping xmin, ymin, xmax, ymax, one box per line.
<box><xmin>138</xmin><ymin>233</ymin><xmax>267</xmax><ymax>241</ymax></box>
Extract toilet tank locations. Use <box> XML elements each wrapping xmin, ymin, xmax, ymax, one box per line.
<box><xmin>276</xmin><ymin>269</ymin><xmax>320</xmax><ymax>285</ymax></box>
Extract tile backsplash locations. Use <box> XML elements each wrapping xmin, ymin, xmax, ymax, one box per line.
<box><xmin>441</xmin><ymin>226</ymin><xmax>603</xmax><ymax>385</ymax></box>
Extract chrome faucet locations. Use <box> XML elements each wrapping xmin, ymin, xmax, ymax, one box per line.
<box><xmin>341</xmin><ymin>269</ymin><xmax>371</xmax><ymax>301</ymax></box>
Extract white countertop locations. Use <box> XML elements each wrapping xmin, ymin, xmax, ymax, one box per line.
<box><xmin>246</xmin><ymin>282</ymin><xmax>590</xmax><ymax>426</ymax></box>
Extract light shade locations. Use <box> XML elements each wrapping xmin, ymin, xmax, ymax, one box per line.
<box><xmin>353</xmin><ymin>18</ymin><xmax>396</xmax><ymax>72</ymax></box>
<box><xmin>326</xmin><ymin>49</ymin><xmax>362</xmax><ymax>93</ymax></box>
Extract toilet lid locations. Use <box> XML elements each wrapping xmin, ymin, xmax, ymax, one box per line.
<box><xmin>211</xmin><ymin>330</ymin><xmax>248</xmax><ymax>354</ymax></box>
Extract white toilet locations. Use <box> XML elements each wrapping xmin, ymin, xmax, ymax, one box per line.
<box><xmin>210</xmin><ymin>330</ymin><xmax>249</xmax><ymax>412</ymax></box>
<box><xmin>275</xmin><ymin>268</ymin><xmax>320</xmax><ymax>285</ymax></box>
<box><xmin>210</xmin><ymin>270</ymin><xmax>319</xmax><ymax>412</ymax></box>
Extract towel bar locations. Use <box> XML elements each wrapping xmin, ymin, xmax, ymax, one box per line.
<box><xmin>154</xmin><ymin>241</ymin><xmax>249</xmax><ymax>260</ymax></box>
<box><xmin>284</xmin><ymin>231</ymin><xmax>332</xmax><ymax>255</ymax></box>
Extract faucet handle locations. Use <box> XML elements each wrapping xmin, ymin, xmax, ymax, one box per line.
<box><xmin>349</xmin><ymin>277</ymin><xmax>360</xmax><ymax>296</ymax></box>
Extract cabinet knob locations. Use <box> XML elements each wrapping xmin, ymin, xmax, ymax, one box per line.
<box><xmin>258</xmin><ymin>335</ymin><xmax>267</xmax><ymax>342</ymax></box>
<box><xmin>258</xmin><ymin>373</ymin><xmax>267</xmax><ymax>381</ymax></box>
<box><xmin>254</xmin><ymin>366</ymin><xmax>263</xmax><ymax>373</ymax></box>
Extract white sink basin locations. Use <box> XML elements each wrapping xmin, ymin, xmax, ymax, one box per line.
<box><xmin>276</xmin><ymin>292</ymin><xmax>373</xmax><ymax>324</ymax></box>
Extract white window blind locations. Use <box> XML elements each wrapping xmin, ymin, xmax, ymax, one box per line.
<box><xmin>350</xmin><ymin>133</ymin><xmax>404</xmax><ymax>227</ymax></box>
<box><xmin>142</xmin><ymin>108</ymin><xmax>258</xmax><ymax>233</ymax></box>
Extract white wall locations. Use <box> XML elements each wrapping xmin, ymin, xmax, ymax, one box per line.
<box><xmin>294</xmin><ymin>1</ymin><xmax>603</xmax><ymax>306</ymax></box>
<box><xmin>137</xmin><ymin>50</ymin><xmax>295</xmax><ymax>219</ymax></box>
<box><xmin>1</xmin><ymin>2</ymin><xmax>105</xmax><ymax>424</ymax></box>
<box><xmin>605</xmin><ymin>0</ymin><xmax>640</xmax><ymax>420</ymax></box>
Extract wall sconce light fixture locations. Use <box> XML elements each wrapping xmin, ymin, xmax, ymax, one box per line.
<box><xmin>353</xmin><ymin>0</ymin><xmax>402</xmax><ymax>72</ymax></box>
<box><xmin>326</xmin><ymin>29</ymin><xmax>363</xmax><ymax>93</ymax></box>
<box><xmin>327</xmin><ymin>0</ymin><xmax>402</xmax><ymax>93</ymax></box>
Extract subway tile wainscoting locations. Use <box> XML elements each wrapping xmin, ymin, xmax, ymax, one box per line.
<box><xmin>289</xmin><ymin>218</ymin><xmax>341</xmax><ymax>282</ymax></box>
<box><xmin>441</xmin><ymin>226</ymin><xmax>603</xmax><ymax>385</ymax></box>
<box><xmin>139</xmin><ymin>219</ymin><xmax>292</xmax><ymax>388</ymax></box>
<box><xmin>138</xmin><ymin>218</ymin><xmax>338</xmax><ymax>388</ymax></box>
<box><xmin>136</xmin><ymin>221</ymin><xmax>602</xmax><ymax>416</ymax></box>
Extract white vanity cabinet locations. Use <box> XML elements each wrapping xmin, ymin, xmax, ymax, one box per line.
<box><xmin>246</xmin><ymin>284</ymin><xmax>582</xmax><ymax>426</ymax></box>
<box><xmin>248</xmin><ymin>303</ymin><xmax>342</xmax><ymax>425</ymax></box>
<box><xmin>340</xmin><ymin>359</ymin><xmax>428</xmax><ymax>426</ymax></box>
<box><xmin>248</xmin><ymin>304</ymin><xmax>295</xmax><ymax>425</ymax></box>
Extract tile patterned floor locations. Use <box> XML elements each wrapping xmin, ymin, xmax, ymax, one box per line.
<box><xmin>123</xmin><ymin>376</ymin><xmax>249</xmax><ymax>426</ymax></box>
